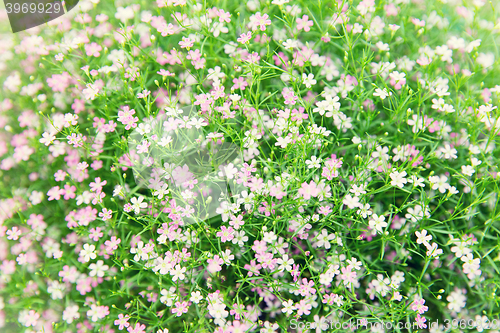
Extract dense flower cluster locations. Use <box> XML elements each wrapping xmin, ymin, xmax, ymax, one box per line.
<box><xmin>0</xmin><ymin>0</ymin><xmax>500</xmax><ymax>332</ymax></box>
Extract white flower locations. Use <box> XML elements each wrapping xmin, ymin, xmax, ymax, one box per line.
<box><xmin>130</xmin><ymin>196</ymin><xmax>148</xmax><ymax>214</ymax></box>
<box><xmin>261</xmin><ymin>321</ymin><xmax>279</xmax><ymax>333</ymax></box>
<box><xmin>389</xmin><ymin>24</ymin><xmax>400</xmax><ymax>31</ymax></box>
<box><xmin>39</xmin><ymin>132</ymin><xmax>56</xmax><ymax>146</ymax></box>
<box><xmin>357</xmin><ymin>203</ymin><xmax>372</xmax><ymax>219</ymax></box>
<box><xmin>389</xmin><ymin>169</ymin><xmax>408</xmax><ymax>188</ymax></box>
<box><xmin>281</xmin><ymin>300</ymin><xmax>295</xmax><ymax>315</ymax></box>
<box><xmin>115</xmin><ymin>6</ymin><xmax>135</xmax><ymax>23</ymax></box>
<box><xmin>276</xmin><ymin>254</ymin><xmax>294</xmax><ymax>272</ymax></box>
<box><xmin>475</xmin><ymin>315</ymin><xmax>489</xmax><ymax>332</ymax></box>
<box><xmin>171</xmin><ymin>264</ymin><xmax>186</xmax><ymax>281</ymax></box>
<box><xmin>426</xmin><ymin>242</ymin><xmax>443</xmax><ymax>258</ymax></box>
<box><xmin>350</xmin><ymin>184</ymin><xmax>367</xmax><ymax>196</ymax></box>
<box><xmin>275</xmin><ymin>136</ymin><xmax>291</xmax><ymax>148</ymax></box>
<box><xmin>448</xmin><ymin>186</ymin><xmax>459</xmax><ymax>195</ymax></box>
<box><xmin>405</xmin><ymin>204</ymin><xmax>430</xmax><ymax>223</ymax></box>
<box><xmin>465</xmin><ymin>39</ymin><xmax>481</xmax><ymax>53</ymax></box>
<box><xmin>369</xmin><ymin>214</ymin><xmax>387</xmax><ymax>234</ymax></box>
<box><xmin>373</xmin><ymin>87</ymin><xmax>392</xmax><ymax>100</ymax></box>
<box><xmin>302</xmin><ymin>73</ymin><xmax>317</xmax><ymax>88</ymax></box>
<box><xmin>428</xmin><ymin>175</ymin><xmax>450</xmax><ymax>193</ymax></box>
<box><xmin>79</xmin><ymin>243</ymin><xmax>96</xmax><ymax>262</ymax></box>
<box><xmin>272</xmin><ymin>0</ymin><xmax>289</xmax><ymax>4</ymax></box>
<box><xmin>305</xmin><ymin>156</ymin><xmax>322</xmax><ymax>169</ymax></box>
<box><xmin>232</xmin><ymin>230</ymin><xmax>248</xmax><ymax>246</ymax></box>
<box><xmin>130</xmin><ymin>241</ymin><xmax>150</xmax><ymax>261</ymax></box>
<box><xmin>62</xmin><ymin>305</ymin><xmax>80</xmax><ymax>324</ymax></box>
<box><xmin>408</xmin><ymin>175</ymin><xmax>425</xmax><ymax>188</ymax></box>
<box><xmin>89</xmin><ymin>260</ymin><xmax>109</xmax><ymax>277</ymax></box>
<box><xmin>436</xmin><ymin>143</ymin><xmax>457</xmax><ymax>159</ymax></box>
<box><xmin>263</xmin><ymin>231</ymin><xmax>277</xmax><ymax>243</ymax></box>
<box><xmin>407</xmin><ymin>113</ymin><xmax>424</xmax><ymax>133</ymax></box>
<box><xmin>435</xmin><ymin>45</ymin><xmax>453</xmax><ymax>63</ymax></box>
<box><xmin>136</xmin><ymin>123</ymin><xmax>152</xmax><ymax>135</ymax></box>
<box><xmin>158</xmin><ymin>136</ymin><xmax>173</xmax><ymax>147</ymax></box>
<box><xmin>468</xmin><ymin>145</ymin><xmax>480</xmax><ymax>155</ymax></box>
<box><xmin>450</xmin><ymin>237</ymin><xmax>472</xmax><ymax>258</ymax></box>
<box><xmin>160</xmin><ymin>287</ymin><xmax>178</xmax><ymax>306</ymax></box>
<box><xmin>343</xmin><ymin>194</ymin><xmax>360</xmax><ymax>209</ymax></box>
<box><xmin>218</xmin><ymin>163</ymin><xmax>238</xmax><ymax>179</ymax></box>
<box><xmin>352</xmin><ymin>23</ymin><xmax>363</xmax><ymax>34</ymax></box>
<box><xmin>190</xmin><ymin>291</ymin><xmax>203</xmax><ymax>304</ymax></box>
<box><xmin>447</xmin><ymin>289</ymin><xmax>466</xmax><ymax>312</ymax></box>
<box><xmin>29</xmin><ymin>191</ymin><xmax>44</xmax><ymax>205</ymax></box>
<box><xmin>461</xmin><ymin>165</ymin><xmax>475</xmax><ymax>177</ymax></box>
<box><xmin>282</xmin><ymin>39</ymin><xmax>299</xmax><ymax>49</ymax></box>
<box><xmin>47</xmin><ymin>280</ymin><xmax>65</xmax><ymax>300</ymax></box>
<box><xmin>431</xmin><ymin>97</ymin><xmax>445</xmax><ymax>111</ymax></box>
<box><xmin>82</xmin><ymin>82</ymin><xmax>100</xmax><ymax>100</ymax></box>
<box><xmin>477</xmin><ymin>52</ymin><xmax>495</xmax><ymax>69</ymax></box>
<box><xmin>470</xmin><ymin>157</ymin><xmax>482</xmax><ymax>167</ymax></box>
<box><xmin>154</xmin><ymin>257</ymin><xmax>173</xmax><ymax>275</ymax></box>
<box><xmin>376</xmin><ymin>41</ymin><xmax>390</xmax><ymax>51</ymax></box>
<box><xmin>313</xmin><ymin>229</ymin><xmax>337</xmax><ymax>249</ymax></box>
<box><xmin>415</xmin><ymin>229</ymin><xmax>432</xmax><ymax>247</ymax></box>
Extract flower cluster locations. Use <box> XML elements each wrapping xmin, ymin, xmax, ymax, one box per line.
<box><xmin>0</xmin><ymin>0</ymin><xmax>499</xmax><ymax>332</ymax></box>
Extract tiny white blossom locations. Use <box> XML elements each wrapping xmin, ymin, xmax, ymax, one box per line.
<box><xmin>373</xmin><ymin>87</ymin><xmax>392</xmax><ymax>100</ymax></box>
<box><xmin>302</xmin><ymin>73</ymin><xmax>317</xmax><ymax>88</ymax></box>
<box><xmin>461</xmin><ymin>165</ymin><xmax>475</xmax><ymax>177</ymax></box>
<box><xmin>89</xmin><ymin>260</ymin><xmax>109</xmax><ymax>277</ymax></box>
<box><xmin>130</xmin><ymin>196</ymin><xmax>148</xmax><ymax>214</ymax></box>
<box><xmin>415</xmin><ymin>229</ymin><xmax>432</xmax><ymax>247</ymax></box>
<box><xmin>79</xmin><ymin>243</ymin><xmax>96</xmax><ymax>262</ymax></box>
<box><xmin>369</xmin><ymin>214</ymin><xmax>387</xmax><ymax>234</ymax></box>
<box><xmin>190</xmin><ymin>291</ymin><xmax>203</xmax><ymax>304</ymax></box>
<box><xmin>389</xmin><ymin>169</ymin><xmax>408</xmax><ymax>188</ymax></box>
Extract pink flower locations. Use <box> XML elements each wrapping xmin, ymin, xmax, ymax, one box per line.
<box><xmin>157</xmin><ymin>22</ymin><xmax>175</xmax><ymax>36</ymax></box>
<box><xmin>24</xmin><ymin>310</ymin><xmax>40</xmax><ymax>327</ymax></box>
<box><xmin>59</xmin><ymin>265</ymin><xmax>79</xmax><ymax>283</ymax></box>
<box><xmin>127</xmin><ymin>322</ymin><xmax>146</xmax><ymax>333</ymax></box>
<box><xmin>85</xmin><ymin>42</ymin><xmax>103</xmax><ymax>57</ymax></box>
<box><xmin>216</xmin><ymin>226</ymin><xmax>235</xmax><ymax>242</ymax></box>
<box><xmin>104</xmin><ymin>236</ymin><xmax>121</xmax><ymax>254</ymax></box>
<box><xmin>415</xmin><ymin>314</ymin><xmax>427</xmax><ymax>329</ymax></box>
<box><xmin>54</xmin><ymin>169</ymin><xmax>67</xmax><ymax>181</ymax></box>
<box><xmin>298</xmin><ymin>181</ymin><xmax>320</xmax><ymax>200</ymax></box>
<box><xmin>62</xmin><ymin>184</ymin><xmax>76</xmax><ymax>200</ymax></box>
<box><xmin>237</xmin><ymin>31</ymin><xmax>252</xmax><ymax>44</ymax></box>
<box><xmin>296</xmin><ymin>15</ymin><xmax>313</xmax><ymax>32</ymax></box>
<box><xmin>171</xmin><ymin>301</ymin><xmax>189</xmax><ymax>317</ymax></box>
<box><xmin>411</xmin><ymin>297</ymin><xmax>429</xmax><ymax>314</ymax></box>
<box><xmin>232</xmin><ymin>77</ymin><xmax>248</xmax><ymax>90</ymax></box>
<box><xmin>6</xmin><ymin>226</ymin><xmax>22</xmax><ymax>240</ymax></box>
<box><xmin>47</xmin><ymin>72</ymin><xmax>71</xmax><ymax>92</ymax></box>
<box><xmin>295</xmin><ymin>299</ymin><xmax>312</xmax><ymax>316</ymax></box>
<box><xmin>47</xmin><ymin>186</ymin><xmax>64</xmax><ymax>201</ymax></box>
<box><xmin>282</xmin><ymin>87</ymin><xmax>298</xmax><ymax>105</ymax></box>
<box><xmin>218</xmin><ymin>9</ymin><xmax>231</xmax><ymax>23</ymax></box>
<box><xmin>186</xmin><ymin>49</ymin><xmax>202</xmax><ymax>61</ymax></box>
<box><xmin>114</xmin><ymin>314</ymin><xmax>130</xmax><ymax>330</ymax></box>
<box><xmin>207</xmin><ymin>255</ymin><xmax>223</xmax><ymax>273</ymax></box>
<box><xmin>67</xmin><ymin>133</ymin><xmax>86</xmax><ymax>147</ymax></box>
<box><xmin>178</xmin><ymin>37</ymin><xmax>194</xmax><ymax>49</ymax></box>
<box><xmin>99</xmin><ymin>208</ymin><xmax>113</xmax><ymax>221</ymax></box>
<box><xmin>244</xmin><ymin>260</ymin><xmax>262</xmax><ymax>277</ymax></box>
<box><xmin>253</xmin><ymin>12</ymin><xmax>271</xmax><ymax>31</ymax></box>
<box><xmin>117</xmin><ymin>106</ymin><xmax>139</xmax><ymax>130</ymax></box>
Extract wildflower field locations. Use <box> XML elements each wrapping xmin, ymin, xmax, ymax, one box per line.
<box><xmin>1</xmin><ymin>0</ymin><xmax>500</xmax><ymax>332</ymax></box>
